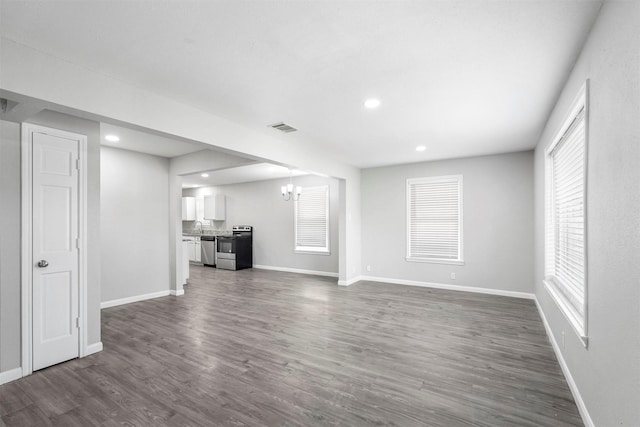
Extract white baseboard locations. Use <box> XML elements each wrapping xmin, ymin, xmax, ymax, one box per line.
<box><xmin>338</xmin><ymin>275</ymin><xmax>363</xmax><ymax>286</ymax></box>
<box><xmin>84</xmin><ymin>341</ymin><xmax>103</xmax><ymax>356</ymax></box>
<box><xmin>0</xmin><ymin>344</ymin><xmax>105</xmax><ymax>386</ymax></box>
<box><xmin>534</xmin><ymin>297</ymin><xmax>594</xmax><ymax>427</ymax></box>
<box><xmin>101</xmin><ymin>290</ymin><xmax>171</xmax><ymax>309</ymax></box>
<box><xmin>0</xmin><ymin>367</ymin><xmax>23</xmax><ymax>385</ymax></box>
<box><xmin>358</xmin><ymin>275</ymin><xmax>535</xmax><ymax>299</ymax></box>
<box><xmin>170</xmin><ymin>289</ymin><xmax>184</xmax><ymax>296</ymax></box>
<box><xmin>254</xmin><ymin>264</ymin><xmax>339</xmax><ymax>278</ymax></box>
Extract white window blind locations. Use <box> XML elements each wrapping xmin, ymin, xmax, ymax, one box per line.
<box><xmin>295</xmin><ymin>185</ymin><xmax>329</xmax><ymax>253</ymax></box>
<box><xmin>406</xmin><ymin>175</ymin><xmax>463</xmax><ymax>263</ymax></box>
<box><xmin>545</xmin><ymin>84</ymin><xmax>588</xmax><ymax>342</ymax></box>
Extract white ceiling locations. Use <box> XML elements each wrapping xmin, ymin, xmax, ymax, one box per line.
<box><xmin>0</xmin><ymin>1</ymin><xmax>602</xmax><ymax>168</ymax></box>
<box><xmin>182</xmin><ymin>164</ymin><xmax>307</xmax><ymax>188</ymax></box>
<box><xmin>100</xmin><ymin>123</ymin><xmax>205</xmax><ymax>158</ymax></box>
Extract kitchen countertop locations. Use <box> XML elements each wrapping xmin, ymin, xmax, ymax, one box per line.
<box><xmin>182</xmin><ymin>231</ymin><xmax>232</xmax><ymax>237</ymax></box>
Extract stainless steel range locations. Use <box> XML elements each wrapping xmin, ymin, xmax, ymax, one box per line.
<box><xmin>216</xmin><ymin>226</ymin><xmax>253</xmax><ymax>270</ymax></box>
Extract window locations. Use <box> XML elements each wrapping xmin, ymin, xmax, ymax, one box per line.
<box><xmin>545</xmin><ymin>82</ymin><xmax>588</xmax><ymax>344</ymax></box>
<box><xmin>406</xmin><ymin>175</ymin><xmax>463</xmax><ymax>264</ymax></box>
<box><xmin>295</xmin><ymin>185</ymin><xmax>329</xmax><ymax>253</ymax></box>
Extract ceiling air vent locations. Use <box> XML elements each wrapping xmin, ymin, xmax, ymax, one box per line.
<box><xmin>269</xmin><ymin>122</ymin><xmax>298</xmax><ymax>133</ymax></box>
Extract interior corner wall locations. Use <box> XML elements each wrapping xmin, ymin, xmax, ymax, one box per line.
<box><xmin>0</xmin><ymin>120</ymin><xmax>22</xmax><ymax>373</ymax></box>
<box><xmin>532</xmin><ymin>1</ymin><xmax>640</xmax><ymax>425</ymax></box>
<box><xmin>25</xmin><ymin>110</ymin><xmax>102</xmax><ymax>347</ymax></box>
<box><xmin>361</xmin><ymin>150</ymin><xmax>534</xmax><ymax>294</ymax></box>
<box><xmin>182</xmin><ymin>174</ymin><xmax>339</xmax><ymax>275</ymax></box>
<box><xmin>100</xmin><ymin>146</ymin><xmax>171</xmax><ymax>303</ymax></box>
<box><xmin>345</xmin><ymin>172</ymin><xmax>362</xmax><ymax>282</ymax></box>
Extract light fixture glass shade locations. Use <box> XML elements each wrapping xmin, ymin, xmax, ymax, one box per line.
<box><xmin>281</xmin><ymin>169</ymin><xmax>302</xmax><ymax>201</ymax></box>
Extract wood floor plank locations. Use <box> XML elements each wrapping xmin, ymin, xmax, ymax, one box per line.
<box><xmin>0</xmin><ymin>383</ymin><xmax>33</xmax><ymax>417</ymax></box>
<box><xmin>0</xmin><ymin>266</ymin><xmax>583</xmax><ymax>426</ymax></box>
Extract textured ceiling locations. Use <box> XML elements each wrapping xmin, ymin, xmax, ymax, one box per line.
<box><xmin>0</xmin><ymin>1</ymin><xmax>602</xmax><ymax>168</ymax></box>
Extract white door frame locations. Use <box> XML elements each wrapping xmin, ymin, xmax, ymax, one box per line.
<box><xmin>20</xmin><ymin>123</ymin><xmax>89</xmax><ymax>376</ymax></box>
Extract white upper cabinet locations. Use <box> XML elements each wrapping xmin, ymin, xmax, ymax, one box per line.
<box><xmin>182</xmin><ymin>196</ymin><xmax>196</xmax><ymax>221</ymax></box>
<box><xmin>204</xmin><ymin>194</ymin><xmax>226</xmax><ymax>220</ymax></box>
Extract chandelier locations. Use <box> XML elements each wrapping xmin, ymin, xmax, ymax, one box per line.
<box><xmin>281</xmin><ymin>169</ymin><xmax>302</xmax><ymax>201</ymax></box>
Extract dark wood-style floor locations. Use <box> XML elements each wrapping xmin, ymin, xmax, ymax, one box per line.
<box><xmin>0</xmin><ymin>266</ymin><xmax>582</xmax><ymax>426</ymax></box>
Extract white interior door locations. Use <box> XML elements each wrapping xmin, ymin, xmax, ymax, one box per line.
<box><xmin>31</xmin><ymin>130</ymin><xmax>80</xmax><ymax>371</ymax></box>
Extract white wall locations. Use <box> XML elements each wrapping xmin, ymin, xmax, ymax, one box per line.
<box><xmin>533</xmin><ymin>2</ymin><xmax>640</xmax><ymax>425</ymax></box>
<box><xmin>183</xmin><ymin>174</ymin><xmax>339</xmax><ymax>275</ymax></box>
<box><xmin>0</xmin><ymin>111</ymin><xmax>103</xmax><ymax>379</ymax></box>
<box><xmin>0</xmin><ymin>38</ymin><xmax>363</xmax><ymax>286</ymax></box>
<box><xmin>0</xmin><ymin>120</ymin><xmax>21</xmax><ymax>374</ymax></box>
<box><xmin>361</xmin><ymin>151</ymin><xmax>534</xmax><ymax>295</ymax></box>
<box><xmin>101</xmin><ymin>146</ymin><xmax>171</xmax><ymax>303</ymax></box>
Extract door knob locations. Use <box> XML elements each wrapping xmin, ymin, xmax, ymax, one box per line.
<box><xmin>37</xmin><ymin>260</ymin><xmax>49</xmax><ymax>268</ymax></box>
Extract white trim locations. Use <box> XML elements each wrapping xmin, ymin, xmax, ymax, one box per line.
<box><xmin>405</xmin><ymin>257</ymin><xmax>465</xmax><ymax>266</ymax></box>
<box><xmin>170</xmin><ymin>289</ymin><xmax>185</xmax><ymax>296</ymax></box>
<box><xmin>534</xmin><ymin>297</ymin><xmax>594</xmax><ymax>427</ymax></box>
<box><xmin>406</xmin><ymin>174</ymin><xmax>464</xmax><ymax>264</ymax></box>
<box><xmin>544</xmin><ymin>80</ymin><xmax>589</xmax><ymax>341</ymax></box>
<box><xmin>338</xmin><ymin>275</ymin><xmax>363</xmax><ymax>287</ymax></box>
<box><xmin>358</xmin><ymin>275</ymin><xmax>535</xmax><ymax>300</ymax></box>
<box><xmin>254</xmin><ymin>264</ymin><xmax>339</xmax><ymax>278</ymax></box>
<box><xmin>78</xmin><ymin>127</ymin><xmax>89</xmax><ymax>357</ymax></box>
<box><xmin>100</xmin><ymin>290</ymin><xmax>172</xmax><ymax>309</ymax></box>
<box><xmin>294</xmin><ymin>249</ymin><xmax>331</xmax><ymax>255</ymax></box>
<box><xmin>545</xmin><ymin>81</ymin><xmax>589</xmax><ymax>155</ymax></box>
<box><xmin>544</xmin><ymin>280</ymin><xmax>588</xmax><ymax>347</ymax></box>
<box><xmin>20</xmin><ymin>124</ymin><xmax>33</xmax><ymax>376</ymax></box>
<box><xmin>294</xmin><ymin>185</ymin><xmax>330</xmax><ymax>253</ymax></box>
<box><xmin>84</xmin><ymin>342</ymin><xmax>103</xmax><ymax>356</ymax></box>
<box><xmin>0</xmin><ymin>367</ymin><xmax>23</xmax><ymax>385</ymax></box>
<box><xmin>20</xmin><ymin>124</ymin><xmax>89</xmax><ymax>376</ymax></box>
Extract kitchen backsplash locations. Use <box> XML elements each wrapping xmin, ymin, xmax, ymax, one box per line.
<box><xmin>182</xmin><ymin>220</ymin><xmax>228</xmax><ymax>234</ymax></box>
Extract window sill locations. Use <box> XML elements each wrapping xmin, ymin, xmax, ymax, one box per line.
<box><xmin>405</xmin><ymin>257</ymin><xmax>464</xmax><ymax>266</ymax></box>
<box><xmin>543</xmin><ymin>279</ymin><xmax>588</xmax><ymax>348</ymax></box>
<box><xmin>295</xmin><ymin>249</ymin><xmax>331</xmax><ymax>256</ymax></box>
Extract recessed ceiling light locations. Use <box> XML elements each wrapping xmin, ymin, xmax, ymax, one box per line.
<box><xmin>201</xmin><ymin>173</ymin><xmax>209</xmax><ymax>178</ymax></box>
<box><xmin>364</xmin><ymin>98</ymin><xmax>380</xmax><ymax>109</ymax></box>
<box><xmin>104</xmin><ymin>134</ymin><xmax>120</xmax><ymax>142</ymax></box>
<box><xmin>416</xmin><ymin>145</ymin><xmax>427</xmax><ymax>152</ymax></box>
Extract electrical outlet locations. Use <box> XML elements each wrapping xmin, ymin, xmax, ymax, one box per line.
<box><xmin>450</xmin><ymin>272</ymin><xmax>456</xmax><ymax>280</ymax></box>
<box><xmin>366</xmin><ymin>265</ymin><xmax>371</xmax><ymax>272</ymax></box>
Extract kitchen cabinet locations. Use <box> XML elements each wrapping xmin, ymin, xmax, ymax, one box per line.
<box><xmin>193</xmin><ymin>240</ymin><xmax>201</xmax><ymax>262</ymax></box>
<box><xmin>186</xmin><ymin>239</ymin><xmax>196</xmax><ymax>261</ymax></box>
<box><xmin>183</xmin><ymin>236</ymin><xmax>201</xmax><ymax>262</ymax></box>
<box><xmin>204</xmin><ymin>194</ymin><xmax>226</xmax><ymax>220</ymax></box>
<box><xmin>182</xmin><ymin>240</ymin><xmax>189</xmax><ymax>284</ymax></box>
<box><xmin>182</xmin><ymin>197</ymin><xmax>196</xmax><ymax>221</ymax></box>
<box><xmin>196</xmin><ymin>197</ymin><xmax>206</xmax><ymax>222</ymax></box>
